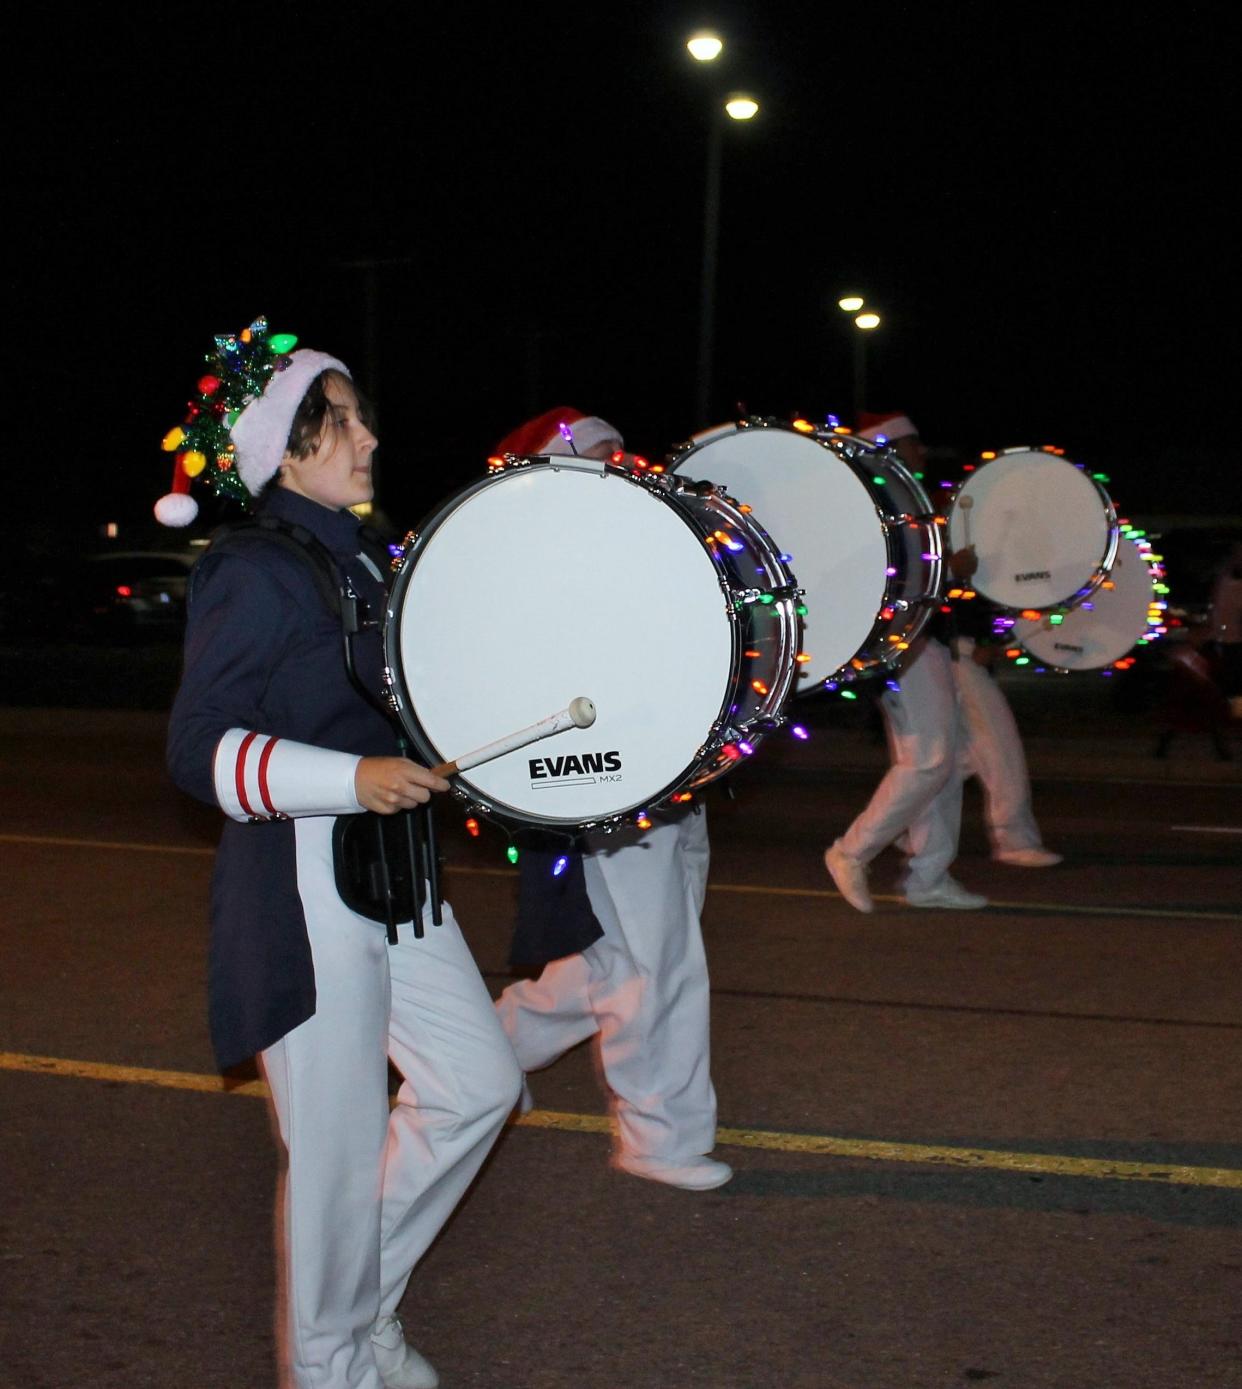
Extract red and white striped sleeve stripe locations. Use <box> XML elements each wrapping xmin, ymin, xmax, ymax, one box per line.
<box><xmin>212</xmin><ymin>728</ymin><xmax>365</xmax><ymax>822</ymax></box>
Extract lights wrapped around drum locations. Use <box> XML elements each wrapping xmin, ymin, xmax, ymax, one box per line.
<box><xmin>998</xmin><ymin>518</ymin><xmax>1168</xmax><ymax>675</ymax></box>
<box><xmin>386</xmin><ymin>451</ymin><xmax>805</xmax><ymax>844</ymax></box>
<box><xmin>669</xmin><ymin>416</ymin><xmax>943</xmax><ymax>696</ymax></box>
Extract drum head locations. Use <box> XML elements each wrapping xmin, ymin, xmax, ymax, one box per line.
<box><xmin>1013</xmin><ymin>535</ymin><xmax>1157</xmax><ymax>670</ymax></box>
<box><xmin>391</xmin><ymin>465</ymin><xmax>734</xmax><ymax>825</ymax></box>
<box><xmin>672</xmin><ymin>425</ymin><xmax>889</xmax><ymax>686</ymax></box>
<box><xmin>948</xmin><ymin>450</ymin><xmax>1115</xmax><ymax>610</ymax></box>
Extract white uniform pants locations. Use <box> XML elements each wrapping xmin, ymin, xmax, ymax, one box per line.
<box><xmin>951</xmin><ymin>637</ymin><xmax>1043</xmax><ymax>855</ymax></box>
<box><xmin>837</xmin><ymin>638</ymin><xmax>963</xmax><ymax>895</ymax></box>
<box><xmin>260</xmin><ymin>817</ymin><xmax>522</xmax><ymax>1389</ymax></box>
<box><xmin>495</xmin><ymin>808</ymin><xmax>716</xmax><ymax>1162</ymax></box>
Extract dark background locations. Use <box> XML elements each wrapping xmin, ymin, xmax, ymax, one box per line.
<box><xmin>5</xmin><ymin>1</ymin><xmax>1229</xmax><ymax>558</ymax></box>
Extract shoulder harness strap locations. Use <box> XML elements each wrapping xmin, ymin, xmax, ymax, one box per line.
<box><xmin>199</xmin><ymin>515</ymin><xmax>348</xmax><ymax>620</ymax></box>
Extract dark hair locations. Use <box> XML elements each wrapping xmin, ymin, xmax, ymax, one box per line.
<box><xmin>284</xmin><ymin>370</ymin><xmax>378</xmax><ymax>460</ymax></box>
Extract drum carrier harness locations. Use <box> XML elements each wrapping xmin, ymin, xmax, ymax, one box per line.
<box><xmin>203</xmin><ymin>514</ymin><xmax>442</xmax><ymax>944</ymax></box>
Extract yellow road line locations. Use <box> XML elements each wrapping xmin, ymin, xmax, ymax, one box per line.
<box><xmin>0</xmin><ymin>832</ymin><xmax>214</xmax><ymax>857</ymax></box>
<box><xmin>0</xmin><ymin>1050</ymin><xmax>267</xmax><ymax>1096</ymax></box>
<box><xmin>3</xmin><ymin>833</ymin><xmax>1238</xmax><ymax>921</ymax></box>
<box><xmin>4</xmin><ymin>1050</ymin><xmax>1239</xmax><ymax>1191</ymax></box>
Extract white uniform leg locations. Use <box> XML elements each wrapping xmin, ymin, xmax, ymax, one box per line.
<box><xmin>496</xmin><ymin>809</ymin><xmax>716</xmax><ymax>1163</ymax></box>
<box><xmin>837</xmin><ymin>639</ymin><xmax>960</xmax><ymax>892</ymax></box>
<box><xmin>952</xmin><ymin>638</ymin><xmax>1043</xmax><ymax>855</ymax></box>
<box><xmin>377</xmin><ymin>899</ymin><xmax>522</xmax><ymax>1315</ymax></box>
<box><xmin>494</xmin><ymin>952</ymin><xmax>598</xmax><ymax>1072</ymax></box>
<box><xmin>583</xmin><ymin>810</ymin><xmax>716</xmax><ymax>1162</ymax></box>
<box><xmin>262</xmin><ymin>818</ymin><xmax>520</xmax><ymax>1389</ymax></box>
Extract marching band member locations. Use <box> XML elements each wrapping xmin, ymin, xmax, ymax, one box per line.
<box><xmin>824</xmin><ymin>411</ymin><xmax>990</xmax><ymax>911</ymax></box>
<box><xmin>159</xmin><ymin>319</ymin><xmax>521</xmax><ymax>1389</ymax></box>
<box><xmin>491</xmin><ymin>407</ymin><xmax>733</xmax><ymax>1191</ymax></box>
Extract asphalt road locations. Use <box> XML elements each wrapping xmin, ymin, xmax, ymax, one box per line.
<box><xmin>2</xmin><ymin>689</ymin><xmax>1240</xmax><ymax>1389</ymax></box>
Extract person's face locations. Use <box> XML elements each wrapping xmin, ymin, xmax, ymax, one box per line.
<box><xmin>891</xmin><ymin>434</ymin><xmax>927</xmax><ymax>471</ymax></box>
<box><xmin>279</xmin><ymin>377</ymin><xmax>378</xmax><ymax>511</ymax></box>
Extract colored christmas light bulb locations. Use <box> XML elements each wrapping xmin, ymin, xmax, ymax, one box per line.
<box><xmin>506</xmin><ymin>845</ymin><xmax>519</xmax><ymax>864</ymax></box>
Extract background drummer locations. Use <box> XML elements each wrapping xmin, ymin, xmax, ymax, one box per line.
<box><xmin>492</xmin><ymin>406</ymin><xmax>732</xmax><ymax>1192</ymax></box>
<box><xmin>824</xmin><ymin>410</ymin><xmax>990</xmax><ymax>912</ymax></box>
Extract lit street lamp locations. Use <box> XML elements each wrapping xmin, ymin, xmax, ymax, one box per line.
<box><xmin>838</xmin><ymin>295</ymin><xmax>881</xmax><ymax>424</ymax></box>
<box><xmin>689</xmin><ymin>28</ymin><xmax>760</xmax><ymax>425</ymax></box>
<box><xmin>686</xmin><ymin>31</ymin><xmax>723</xmax><ymax>61</ymax></box>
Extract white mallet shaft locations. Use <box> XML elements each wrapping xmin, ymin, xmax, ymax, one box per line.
<box><xmin>430</xmin><ymin>697</ymin><xmax>596</xmax><ymax>777</ymax></box>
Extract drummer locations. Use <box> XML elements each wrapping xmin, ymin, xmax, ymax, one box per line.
<box><xmin>160</xmin><ymin>320</ymin><xmax>522</xmax><ymax>1389</ymax></box>
<box><xmin>824</xmin><ymin>410</ymin><xmax>990</xmax><ymax>911</ymax></box>
<box><xmin>492</xmin><ymin>406</ymin><xmax>733</xmax><ymax>1191</ymax></box>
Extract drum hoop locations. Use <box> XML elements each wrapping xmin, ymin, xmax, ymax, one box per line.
<box><xmin>672</xmin><ymin>419</ymin><xmax>943</xmax><ymax>687</ymax></box>
<box><xmin>1014</xmin><ymin>534</ymin><xmax>1159</xmax><ymax>671</ymax></box>
<box><xmin>383</xmin><ymin>458</ymin><xmax>799</xmax><ymax>831</ymax></box>
<box><xmin>946</xmin><ymin>449</ymin><xmax>1120</xmax><ymax>610</ymax></box>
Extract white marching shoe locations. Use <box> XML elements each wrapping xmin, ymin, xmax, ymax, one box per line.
<box><xmin>903</xmin><ymin>877</ymin><xmax>988</xmax><ymax>910</ymax></box>
<box><xmin>371</xmin><ymin>1314</ymin><xmax>439</xmax><ymax>1389</ymax></box>
<box><xmin>995</xmin><ymin>846</ymin><xmax>1063</xmax><ymax>867</ymax></box>
<box><xmin>824</xmin><ymin>843</ymin><xmax>874</xmax><ymax>913</ymax></box>
<box><xmin>612</xmin><ymin>1151</ymin><xmax>734</xmax><ymax>1190</ymax></box>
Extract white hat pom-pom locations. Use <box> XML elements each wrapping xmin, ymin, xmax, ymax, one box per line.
<box><xmin>154</xmin><ymin>492</ymin><xmax>199</xmax><ymax>527</ymax></box>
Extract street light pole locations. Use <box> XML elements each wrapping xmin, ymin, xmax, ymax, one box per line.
<box><xmin>696</xmin><ymin>113</ymin><xmax>723</xmax><ymax>428</ymax></box>
<box><xmin>837</xmin><ymin>295</ymin><xmax>880</xmax><ymax>424</ymax></box>
<box><xmin>853</xmin><ymin>330</ymin><xmax>867</xmax><ymax>424</ymax></box>
<box><xmin>686</xmin><ymin>33</ymin><xmax>758</xmax><ymax>427</ymax></box>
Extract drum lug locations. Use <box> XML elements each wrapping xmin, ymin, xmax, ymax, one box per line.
<box><xmin>547</xmin><ymin>457</ymin><xmax>608</xmax><ymax>478</ymax></box>
<box><xmin>381</xmin><ymin>669</ymin><xmax>403</xmax><ymax>715</ymax></box>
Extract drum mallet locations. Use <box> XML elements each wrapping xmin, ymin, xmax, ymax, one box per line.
<box><xmin>429</xmin><ymin>697</ymin><xmax>597</xmax><ymax>777</ymax></box>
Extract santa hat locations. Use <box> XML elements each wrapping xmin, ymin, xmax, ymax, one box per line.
<box><xmin>229</xmin><ymin>350</ymin><xmax>349</xmax><ymax>497</ymax></box>
<box><xmin>493</xmin><ymin>405</ymin><xmax>624</xmax><ymax>459</ymax></box>
<box><xmin>855</xmin><ymin>410</ymin><xmax>918</xmax><ymax>444</ymax></box>
<box><xmin>155</xmin><ymin>317</ymin><xmax>350</xmax><ymax>527</ymax></box>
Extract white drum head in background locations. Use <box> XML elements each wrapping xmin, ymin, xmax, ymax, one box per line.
<box><xmin>670</xmin><ymin>421</ymin><xmax>941</xmax><ymax>688</ymax></box>
<box><xmin>947</xmin><ymin>448</ymin><xmax>1118</xmax><ymax>611</ymax></box>
<box><xmin>1011</xmin><ymin>533</ymin><xmax>1163</xmax><ymax>670</ymax></box>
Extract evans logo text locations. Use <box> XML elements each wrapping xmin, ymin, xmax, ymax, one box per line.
<box><xmin>1053</xmin><ymin>641</ymin><xmax>1085</xmax><ymax>653</ymax></box>
<box><xmin>1014</xmin><ymin>570</ymin><xmax>1052</xmax><ymax>582</ymax></box>
<box><xmin>529</xmin><ymin>751</ymin><xmax>622</xmax><ymax>780</ymax></box>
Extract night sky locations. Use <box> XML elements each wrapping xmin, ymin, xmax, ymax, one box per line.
<box><xmin>7</xmin><ymin>1</ymin><xmax>1228</xmax><ymax>555</ymax></box>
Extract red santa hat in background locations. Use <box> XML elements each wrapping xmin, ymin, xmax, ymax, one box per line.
<box><xmin>493</xmin><ymin>405</ymin><xmax>624</xmax><ymax>458</ymax></box>
<box><xmin>854</xmin><ymin>410</ymin><xmax>918</xmax><ymax>444</ymax></box>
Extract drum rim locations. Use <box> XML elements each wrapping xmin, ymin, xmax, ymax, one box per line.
<box><xmin>670</xmin><ymin>417</ymin><xmax>944</xmax><ymax>691</ymax></box>
<box><xmin>1011</xmin><ymin>533</ymin><xmax>1159</xmax><ymax>671</ymax></box>
<box><xmin>945</xmin><ymin>447</ymin><xmax>1120</xmax><ymax>611</ymax></box>
<box><xmin>383</xmin><ymin>457</ymin><xmax>798</xmax><ymax>832</ymax></box>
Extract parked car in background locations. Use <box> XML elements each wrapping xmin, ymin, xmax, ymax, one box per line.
<box><xmin>75</xmin><ymin>551</ymin><xmax>197</xmax><ymax>638</ymax></box>
<box><xmin>61</xmin><ymin>550</ymin><xmax>199</xmax><ymax>642</ymax></box>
